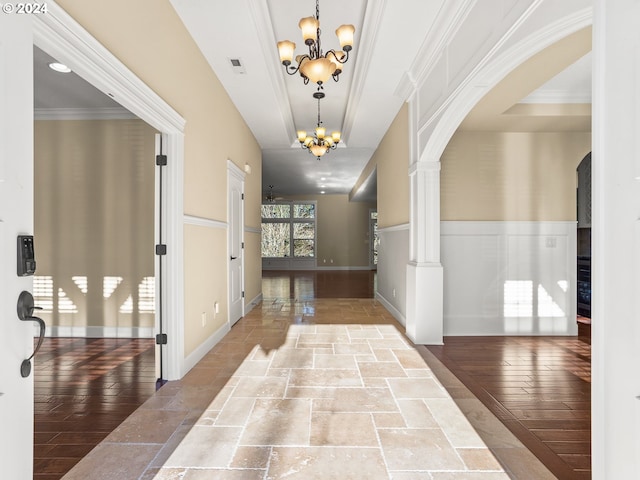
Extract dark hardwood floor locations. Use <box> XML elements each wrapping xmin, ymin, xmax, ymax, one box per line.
<box><xmin>428</xmin><ymin>336</ymin><xmax>591</xmax><ymax>479</ymax></box>
<box><xmin>33</xmin><ymin>271</ymin><xmax>592</xmax><ymax>479</ymax></box>
<box><xmin>34</xmin><ymin>338</ymin><xmax>156</xmax><ymax>479</ymax></box>
<box><xmin>262</xmin><ymin>269</ymin><xmax>376</xmax><ymax>299</ymax></box>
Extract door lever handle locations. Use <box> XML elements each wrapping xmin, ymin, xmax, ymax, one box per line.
<box><xmin>17</xmin><ymin>291</ymin><xmax>46</xmax><ymax>378</ymax></box>
<box><xmin>230</xmin><ymin>255</ymin><xmax>237</xmax><ymax>260</ymax></box>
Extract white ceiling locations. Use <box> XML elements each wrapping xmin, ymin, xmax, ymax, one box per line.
<box><xmin>34</xmin><ymin>0</ymin><xmax>592</xmax><ymax>202</ymax></box>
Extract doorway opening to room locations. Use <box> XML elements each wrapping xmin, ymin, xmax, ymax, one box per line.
<box><xmin>31</xmin><ymin>42</ymin><xmax>172</xmax><ymax>478</ymax></box>
<box><xmin>576</xmin><ymin>152</ymin><xmax>592</xmax><ymax>342</ymax></box>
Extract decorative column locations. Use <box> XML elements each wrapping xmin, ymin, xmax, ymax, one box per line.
<box><xmin>405</xmin><ymin>159</ymin><xmax>444</xmax><ymax>345</ymax></box>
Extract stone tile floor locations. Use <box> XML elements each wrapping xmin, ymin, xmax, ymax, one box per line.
<box><xmin>62</xmin><ymin>298</ymin><xmax>555</xmax><ymax>479</ymax></box>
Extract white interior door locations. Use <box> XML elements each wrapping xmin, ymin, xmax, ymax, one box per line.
<box><xmin>228</xmin><ymin>161</ymin><xmax>244</xmax><ymax>326</ymax></box>
<box><xmin>0</xmin><ymin>13</ymin><xmax>35</xmax><ymax>478</ymax></box>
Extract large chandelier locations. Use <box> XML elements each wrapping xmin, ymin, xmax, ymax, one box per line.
<box><xmin>297</xmin><ymin>99</ymin><xmax>341</xmax><ymax>160</ymax></box>
<box><xmin>277</xmin><ymin>0</ymin><xmax>355</xmax><ymax>96</ymax></box>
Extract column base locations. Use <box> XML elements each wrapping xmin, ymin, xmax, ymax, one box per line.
<box><xmin>405</xmin><ymin>261</ymin><xmax>443</xmax><ymax>345</ymax></box>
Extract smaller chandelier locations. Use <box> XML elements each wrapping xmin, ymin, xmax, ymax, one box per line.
<box><xmin>277</xmin><ymin>0</ymin><xmax>355</xmax><ymax>95</ymax></box>
<box><xmin>297</xmin><ymin>99</ymin><xmax>341</xmax><ymax>160</ymax></box>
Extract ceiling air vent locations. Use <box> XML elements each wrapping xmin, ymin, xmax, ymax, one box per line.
<box><xmin>229</xmin><ymin>58</ymin><xmax>246</xmax><ymax>74</ymax></box>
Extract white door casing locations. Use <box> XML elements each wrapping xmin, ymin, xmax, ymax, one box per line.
<box><xmin>228</xmin><ymin>160</ymin><xmax>245</xmax><ymax>326</ymax></box>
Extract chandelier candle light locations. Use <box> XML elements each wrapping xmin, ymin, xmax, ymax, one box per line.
<box><xmin>298</xmin><ymin>98</ymin><xmax>341</xmax><ymax>160</ymax></box>
<box><xmin>277</xmin><ymin>0</ymin><xmax>355</xmax><ymax>96</ymax></box>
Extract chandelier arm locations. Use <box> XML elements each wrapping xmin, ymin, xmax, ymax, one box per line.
<box><xmin>326</xmin><ymin>49</ymin><xmax>350</xmax><ymax>64</ymax></box>
<box><xmin>285</xmin><ymin>64</ymin><xmax>301</xmax><ymax>76</ymax></box>
<box><xmin>283</xmin><ymin>54</ymin><xmax>311</xmax><ymax>77</ymax></box>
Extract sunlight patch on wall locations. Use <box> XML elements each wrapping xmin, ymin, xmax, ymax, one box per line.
<box><xmin>33</xmin><ymin>276</ymin><xmax>53</xmax><ymax>313</ymax></box>
<box><xmin>103</xmin><ymin>276</ymin><xmax>123</xmax><ymax>298</ymax></box>
<box><xmin>503</xmin><ymin>280</ymin><xmax>533</xmax><ymax>317</ymax></box>
<box><xmin>503</xmin><ymin>280</ymin><xmax>566</xmax><ymax>318</ymax></box>
<box><xmin>58</xmin><ymin>288</ymin><xmax>78</xmax><ymax>313</ymax></box>
<box><xmin>119</xmin><ymin>277</ymin><xmax>155</xmax><ymax>314</ymax></box>
<box><xmin>537</xmin><ymin>285</ymin><xmax>565</xmax><ymax>317</ymax></box>
<box><xmin>72</xmin><ymin>276</ymin><xmax>88</xmax><ymax>294</ymax></box>
<box><xmin>138</xmin><ymin>277</ymin><xmax>155</xmax><ymax>313</ymax></box>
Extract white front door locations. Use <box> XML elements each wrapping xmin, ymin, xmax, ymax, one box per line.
<box><xmin>227</xmin><ymin>161</ymin><xmax>244</xmax><ymax>326</ymax></box>
<box><xmin>0</xmin><ymin>13</ymin><xmax>36</xmax><ymax>478</ymax></box>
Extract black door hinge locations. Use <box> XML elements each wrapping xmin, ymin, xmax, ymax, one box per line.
<box><xmin>242</xmin><ymin>291</ymin><xmax>245</xmax><ymax>298</ymax></box>
<box><xmin>156</xmin><ymin>154</ymin><xmax>167</xmax><ymax>166</ymax></box>
<box><xmin>156</xmin><ymin>244</ymin><xmax>167</xmax><ymax>255</ymax></box>
<box><xmin>241</xmin><ymin>193</ymin><xmax>244</xmax><ymax>200</ymax></box>
<box><xmin>156</xmin><ymin>333</ymin><xmax>168</xmax><ymax>345</ymax></box>
<box><xmin>241</xmin><ymin>242</ymin><xmax>244</xmax><ymax>249</ymax></box>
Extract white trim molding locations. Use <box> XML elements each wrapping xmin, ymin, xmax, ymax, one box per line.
<box><xmin>245</xmin><ymin>292</ymin><xmax>263</xmax><ymax>314</ymax></box>
<box><xmin>376</xmin><ymin>292</ymin><xmax>406</xmax><ymax>327</ymax></box>
<box><xmin>377</xmin><ymin>223</ymin><xmax>409</xmax><ymax>233</ymax></box>
<box><xmin>184</xmin><ymin>215</ymin><xmax>228</xmax><ymax>230</ymax></box>
<box><xmin>183</xmin><ymin>322</ymin><xmax>230</xmax><ymax>376</ymax></box>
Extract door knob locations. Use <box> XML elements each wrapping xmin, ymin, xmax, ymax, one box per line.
<box><xmin>17</xmin><ymin>291</ymin><xmax>46</xmax><ymax>378</ymax></box>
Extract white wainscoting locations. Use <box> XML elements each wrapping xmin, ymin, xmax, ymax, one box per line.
<box><xmin>376</xmin><ymin>224</ymin><xmax>409</xmax><ymax>326</ymax></box>
<box><xmin>441</xmin><ymin>221</ymin><xmax>577</xmax><ymax>336</ymax></box>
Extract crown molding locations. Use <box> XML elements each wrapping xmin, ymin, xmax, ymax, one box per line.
<box><xmin>34</xmin><ymin>107</ymin><xmax>138</xmax><ymax>120</ymax></box>
<box><xmin>341</xmin><ymin>0</ymin><xmax>387</xmax><ymax>143</ymax></box>
<box><xmin>248</xmin><ymin>0</ymin><xmax>296</xmax><ymax>140</ymax></box>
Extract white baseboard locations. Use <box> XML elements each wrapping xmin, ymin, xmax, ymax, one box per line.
<box><xmin>376</xmin><ymin>292</ymin><xmax>406</xmax><ymax>327</ymax></box>
<box><xmin>314</xmin><ymin>266</ymin><xmax>373</xmax><ymax>271</ymax></box>
<box><xmin>245</xmin><ymin>293</ymin><xmax>262</xmax><ymax>314</ymax></box>
<box><xmin>44</xmin><ymin>325</ymin><xmax>154</xmax><ymax>338</ymax></box>
<box><xmin>263</xmin><ymin>265</ymin><xmax>373</xmax><ymax>271</ymax></box>
<box><xmin>182</xmin><ymin>321</ymin><xmax>231</xmax><ymax>376</ymax></box>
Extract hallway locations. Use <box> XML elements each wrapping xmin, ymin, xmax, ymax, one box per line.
<box><xmin>44</xmin><ymin>271</ymin><xmax>559</xmax><ymax>479</ymax></box>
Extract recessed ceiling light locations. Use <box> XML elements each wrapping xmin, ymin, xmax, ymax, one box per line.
<box><xmin>49</xmin><ymin>62</ymin><xmax>71</xmax><ymax>73</ymax></box>
<box><xmin>320</xmin><ymin>191</ymin><xmax>325</xmax><ymax>194</ymax></box>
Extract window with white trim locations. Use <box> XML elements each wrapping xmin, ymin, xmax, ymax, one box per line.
<box><xmin>261</xmin><ymin>202</ymin><xmax>316</xmax><ymax>258</ymax></box>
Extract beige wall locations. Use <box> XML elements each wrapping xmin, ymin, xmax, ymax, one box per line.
<box><xmin>244</xmin><ymin>231</ymin><xmax>262</xmax><ymax>302</ymax></box>
<box><xmin>57</xmin><ymin>0</ymin><xmax>262</xmax><ymax>357</ymax></box>
<box><xmin>34</xmin><ymin>119</ymin><xmax>157</xmax><ymax>329</ymax></box>
<box><xmin>183</xmin><ymin>224</ymin><xmax>227</xmax><ymax>355</ymax></box>
<box><xmin>372</xmin><ymin>103</ymin><xmax>410</xmax><ymax>228</ymax></box>
<box><xmin>441</xmin><ymin>131</ymin><xmax>591</xmax><ymax>221</ymax></box>
<box><xmin>280</xmin><ymin>195</ymin><xmax>375</xmax><ymax>267</ymax></box>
